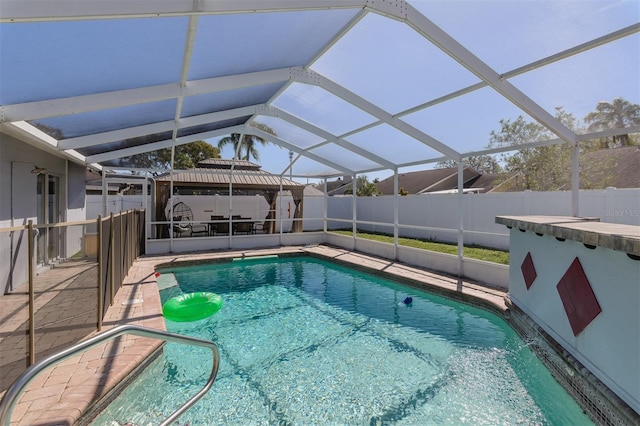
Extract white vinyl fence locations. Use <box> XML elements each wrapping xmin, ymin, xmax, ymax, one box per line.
<box><xmin>87</xmin><ymin>188</ymin><xmax>638</xmax><ymax>251</ymax></box>
<box><xmin>327</xmin><ymin>188</ymin><xmax>640</xmax><ymax>251</ymax></box>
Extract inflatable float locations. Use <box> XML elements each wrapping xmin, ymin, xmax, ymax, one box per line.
<box><xmin>162</xmin><ymin>292</ymin><xmax>223</xmax><ymax>322</ymax></box>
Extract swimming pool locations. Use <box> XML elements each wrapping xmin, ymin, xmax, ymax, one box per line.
<box><xmin>93</xmin><ymin>256</ymin><xmax>592</xmax><ymax>425</ymax></box>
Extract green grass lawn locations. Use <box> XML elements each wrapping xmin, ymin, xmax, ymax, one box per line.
<box><xmin>330</xmin><ymin>230</ymin><xmax>510</xmax><ymax>265</ymax></box>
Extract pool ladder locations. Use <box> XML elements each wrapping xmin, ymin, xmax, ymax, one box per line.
<box><xmin>0</xmin><ymin>325</ymin><xmax>220</xmax><ymax>426</ymax></box>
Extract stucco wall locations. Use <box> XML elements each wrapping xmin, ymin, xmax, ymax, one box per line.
<box><xmin>0</xmin><ymin>133</ymin><xmax>86</xmax><ymax>294</ymax></box>
<box><xmin>508</xmin><ymin>228</ymin><xmax>640</xmax><ymax>413</ymax></box>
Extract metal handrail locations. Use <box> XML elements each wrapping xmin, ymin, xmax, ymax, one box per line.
<box><xmin>0</xmin><ymin>325</ymin><xmax>220</xmax><ymax>426</ymax></box>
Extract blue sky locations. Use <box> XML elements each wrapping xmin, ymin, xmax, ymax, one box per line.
<box><xmin>217</xmin><ymin>0</ymin><xmax>639</xmax><ymax>182</ymax></box>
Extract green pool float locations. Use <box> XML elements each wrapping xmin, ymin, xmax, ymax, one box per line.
<box><xmin>162</xmin><ymin>292</ymin><xmax>223</xmax><ymax>322</ymax></box>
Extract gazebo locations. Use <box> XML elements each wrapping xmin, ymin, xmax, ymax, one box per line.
<box><xmin>154</xmin><ymin>159</ymin><xmax>304</xmax><ymax>236</ymax></box>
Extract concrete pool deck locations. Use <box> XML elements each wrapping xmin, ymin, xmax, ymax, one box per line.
<box><xmin>1</xmin><ymin>245</ymin><xmax>507</xmax><ymax>425</ymax></box>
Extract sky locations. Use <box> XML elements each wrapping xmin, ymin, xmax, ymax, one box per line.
<box><xmin>218</xmin><ymin>0</ymin><xmax>640</xmax><ymax>183</ymax></box>
<box><xmin>1</xmin><ymin>1</ymin><xmax>638</xmax><ymax>183</ymax></box>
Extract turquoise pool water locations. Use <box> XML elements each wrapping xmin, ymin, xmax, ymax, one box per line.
<box><xmin>93</xmin><ymin>256</ymin><xmax>591</xmax><ymax>425</ymax></box>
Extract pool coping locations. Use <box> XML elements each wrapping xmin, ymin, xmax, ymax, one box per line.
<box><xmin>8</xmin><ymin>244</ymin><xmax>509</xmax><ymax>425</ymax></box>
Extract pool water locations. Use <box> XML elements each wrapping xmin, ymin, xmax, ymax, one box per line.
<box><xmin>93</xmin><ymin>256</ymin><xmax>592</xmax><ymax>425</ymax></box>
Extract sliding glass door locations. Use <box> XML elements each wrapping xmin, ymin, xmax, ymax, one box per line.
<box><xmin>36</xmin><ymin>174</ymin><xmax>61</xmax><ymax>264</ymax></box>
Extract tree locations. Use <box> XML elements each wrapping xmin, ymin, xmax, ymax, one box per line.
<box><xmin>343</xmin><ymin>176</ymin><xmax>381</xmax><ymax>197</ymax></box>
<box><xmin>217</xmin><ymin>123</ymin><xmax>276</xmax><ymax>162</ymax></box>
<box><xmin>436</xmin><ymin>155</ymin><xmax>502</xmax><ymax>174</ymax></box>
<box><xmin>164</xmin><ymin>140</ymin><xmax>221</xmax><ymax>169</ymax></box>
<box><xmin>487</xmin><ymin>108</ymin><xmax>577</xmax><ymax>191</ymax></box>
<box><xmin>30</xmin><ymin>122</ymin><xmax>64</xmax><ymax>139</ymax></box>
<box><xmin>125</xmin><ymin>140</ymin><xmax>220</xmax><ymax>170</ymax></box>
<box><xmin>584</xmin><ymin>97</ymin><xmax>640</xmax><ymax>147</ymax></box>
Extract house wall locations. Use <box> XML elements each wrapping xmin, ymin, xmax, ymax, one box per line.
<box><xmin>66</xmin><ymin>162</ymin><xmax>86</xmax><ymax>257</ymax></box>
<box><xmin>0</xmin><ymin>133</ymin><xmax>86</xmax><ymax>295</ymax></box>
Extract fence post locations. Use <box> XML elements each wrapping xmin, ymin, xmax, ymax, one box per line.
<box><xmin>129</xmin><ymin>210</ymin><xmax>134</xmax><ymax>268</ymax></box>
<box><xmin>125</xmin><ymin>211</ymin><xmax>130</xmax><ymax>272</ymax></box>
<box><xmin>27</xmin><ymin>221</ymin><xmax>35</xmax><ymax>366</ymax></box>
<box><xmin>109</xmin><ymin>213</ymin><xmax>115</xmax><ymax>306</ymax></box>
<box><xmin>120</xmin><ymin>211</ymin><xmax>124</xmax><ymax>289</ymax></box>
<box><xmin>97</xmin><ymin>216</ymin><xmax>103</xmax><ymax>331</ymax></box>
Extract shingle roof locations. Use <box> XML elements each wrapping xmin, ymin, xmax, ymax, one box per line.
<box><xmin>375</xmin><ymin>166</ymin><xmax>500</xmax><ymax>195</ymax></box>
<box><xmin>580</xmin><ymin>146</ymin><xmax>640</xmax><ymax>189</ymax></box>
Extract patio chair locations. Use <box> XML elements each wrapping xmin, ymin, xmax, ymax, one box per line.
<box><xmin>209</xmin><ymin>215</ymin><xmax>224</xmax><ymax>235</ymax></box>
<box><xmin>253</xmin><ymin>221</ymin><xmax>267</xmax><ymax>234</ymax></box>
<box><xmin>215</xmin><ymin>221</ymin><xmax>230</xmax><ymax>235</ymax></box>
<box><xmin>172</xmin><ymin>216</ymin><xmax>191</xmax><ymax>237</ymax></box>
<box><xmin>234</xmin><ymin>221</ymin><xmax>253</xmax><ymax>235</ymax></box>
<box><xmin>170</xmin><ymin>202</ymin><xmax>206</xmax><ymax>237</ymax></box>
<box><xmin>190</xmin><ymin>222</ymin><xmax>209</xmax><ymax>236</ymax></box>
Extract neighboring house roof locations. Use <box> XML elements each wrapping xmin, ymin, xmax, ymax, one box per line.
<box><xmin>491</xmin><ymin>146</ymin><xmax>640</xmax><ymax>192</ymax></box>
<box><xmin>579</xmin><ymin>146</ymin><xmax>640</xmax><ymax>189</ymax></box>
<box><xmin>468</xmin><ymin>173</ymin><xmax>502</xmax><ymax>193</ymax></box>
<box><xmin>155</xmin><ymin>158</ymin><xmax>302</xmax><ymax>189</ymax></box>
<box><xmin>304</xmin><ymin>185</ymin><xmax>325</xmax><ymax>196</ymax></box>
<box><xmin>326</xmin><ymin>177</ymin><xmax>353</xmax><ymax>196</ymax></box>
<box><xmin>375</xmin><ymin>166</ymin><xmax>500</xmax><ymax>195</ymax></box>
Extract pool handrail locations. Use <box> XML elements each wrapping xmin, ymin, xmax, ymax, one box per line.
<box><xmin>0</xmin><ymin>324</ymin><xmax>220</xmax><ymax>426</ymax></box>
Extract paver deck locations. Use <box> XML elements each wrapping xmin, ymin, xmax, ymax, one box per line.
<box><xmin>0</xmin><ymin>245</ymin><xmax>507</xmax><ymax>425</ymax></box>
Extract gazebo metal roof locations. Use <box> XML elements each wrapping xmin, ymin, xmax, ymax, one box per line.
<box><xmin>1</xmin><ymin>1</ymin><xmax>638</xmax><ymax>187</ymax></box>
<box><xmin>155</xmin><ymin>159</ymin><xmax>302</xmax><ymax>189</ymax></box>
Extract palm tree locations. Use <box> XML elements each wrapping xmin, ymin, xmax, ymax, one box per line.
<box><xmin>584</xmin><ymin>97</ymin><xmax>640</xmax><ymax>147</ymax></box>
<box><xmin>217</xmin><ymin>123</ymin><xmax>277</xmax><ymax>162</ymax></box>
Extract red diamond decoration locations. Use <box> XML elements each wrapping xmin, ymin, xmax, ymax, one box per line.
<box><xmin>521</xmin><ymin>252</ymin><xmax>537</xmax><ymax>290</ymax></box>
<box><xmin>556</xmin><ymin>258</ymin><xmax>602</xmax><ymax>336</ymax></box>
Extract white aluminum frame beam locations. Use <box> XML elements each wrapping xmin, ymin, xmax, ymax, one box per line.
<box><xmin>290</xmin><ymin>69</ymin><xmax>461</xmax><ymax>160</ymax></box>
<box><xmin>172</xmin><ymin>15</ymin><xmax>200</xmax><ymax>137</ymax></box>
<box><xmin>58</xmin><ymin>105</ymin><xmax>259</xmax><ymax>150</ymax></box>
<box><xmin>58</xmin><ymin>122</ymin><xmax>175</xmax><ymax>150</ymax></box>
<box><xmin>247</xmin><ymin>125</ymin><xmax>355</xmax><ymax>175</ymax></box>
<box><xmin>259</xmin><ymin>106</ymin><xmax>396</xmax><ymax>169</ymax></box>
<box><xmin>396</xmin><ymin>2</ymin><xmax>577</xmax><ymax>144</ymax></box>
<box><xmin>576</xmin><ymin>126</ymin><xmax>640</xmax><ymax>142</ymax></box>
<box><xmin>284</xmin><ymin>20</ymin><xmax>638</xmax><ymax>153</ymax></box>
<box><xmin>462</xmin><ymin>125</ymin><xmax>640</xmax><ymax>159</ymax></box>
<box><xmin>1</xmin><ymin>68</ymin><xmax>291</xmax><ymax>122</ymax></box>
<box><xmin>394</xmin><ymin>23</ymin><xmax>640</xmax><ymax>120</ymax></box>
<box><xmin>0</xmin><ymin>0</ymin><xmax>368</xmax><ymax>23</ymax></box>
<box><xmin>85</xmin><ymin>125</ymin><xmax>244</xmax><ymax>163</ymax></box>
